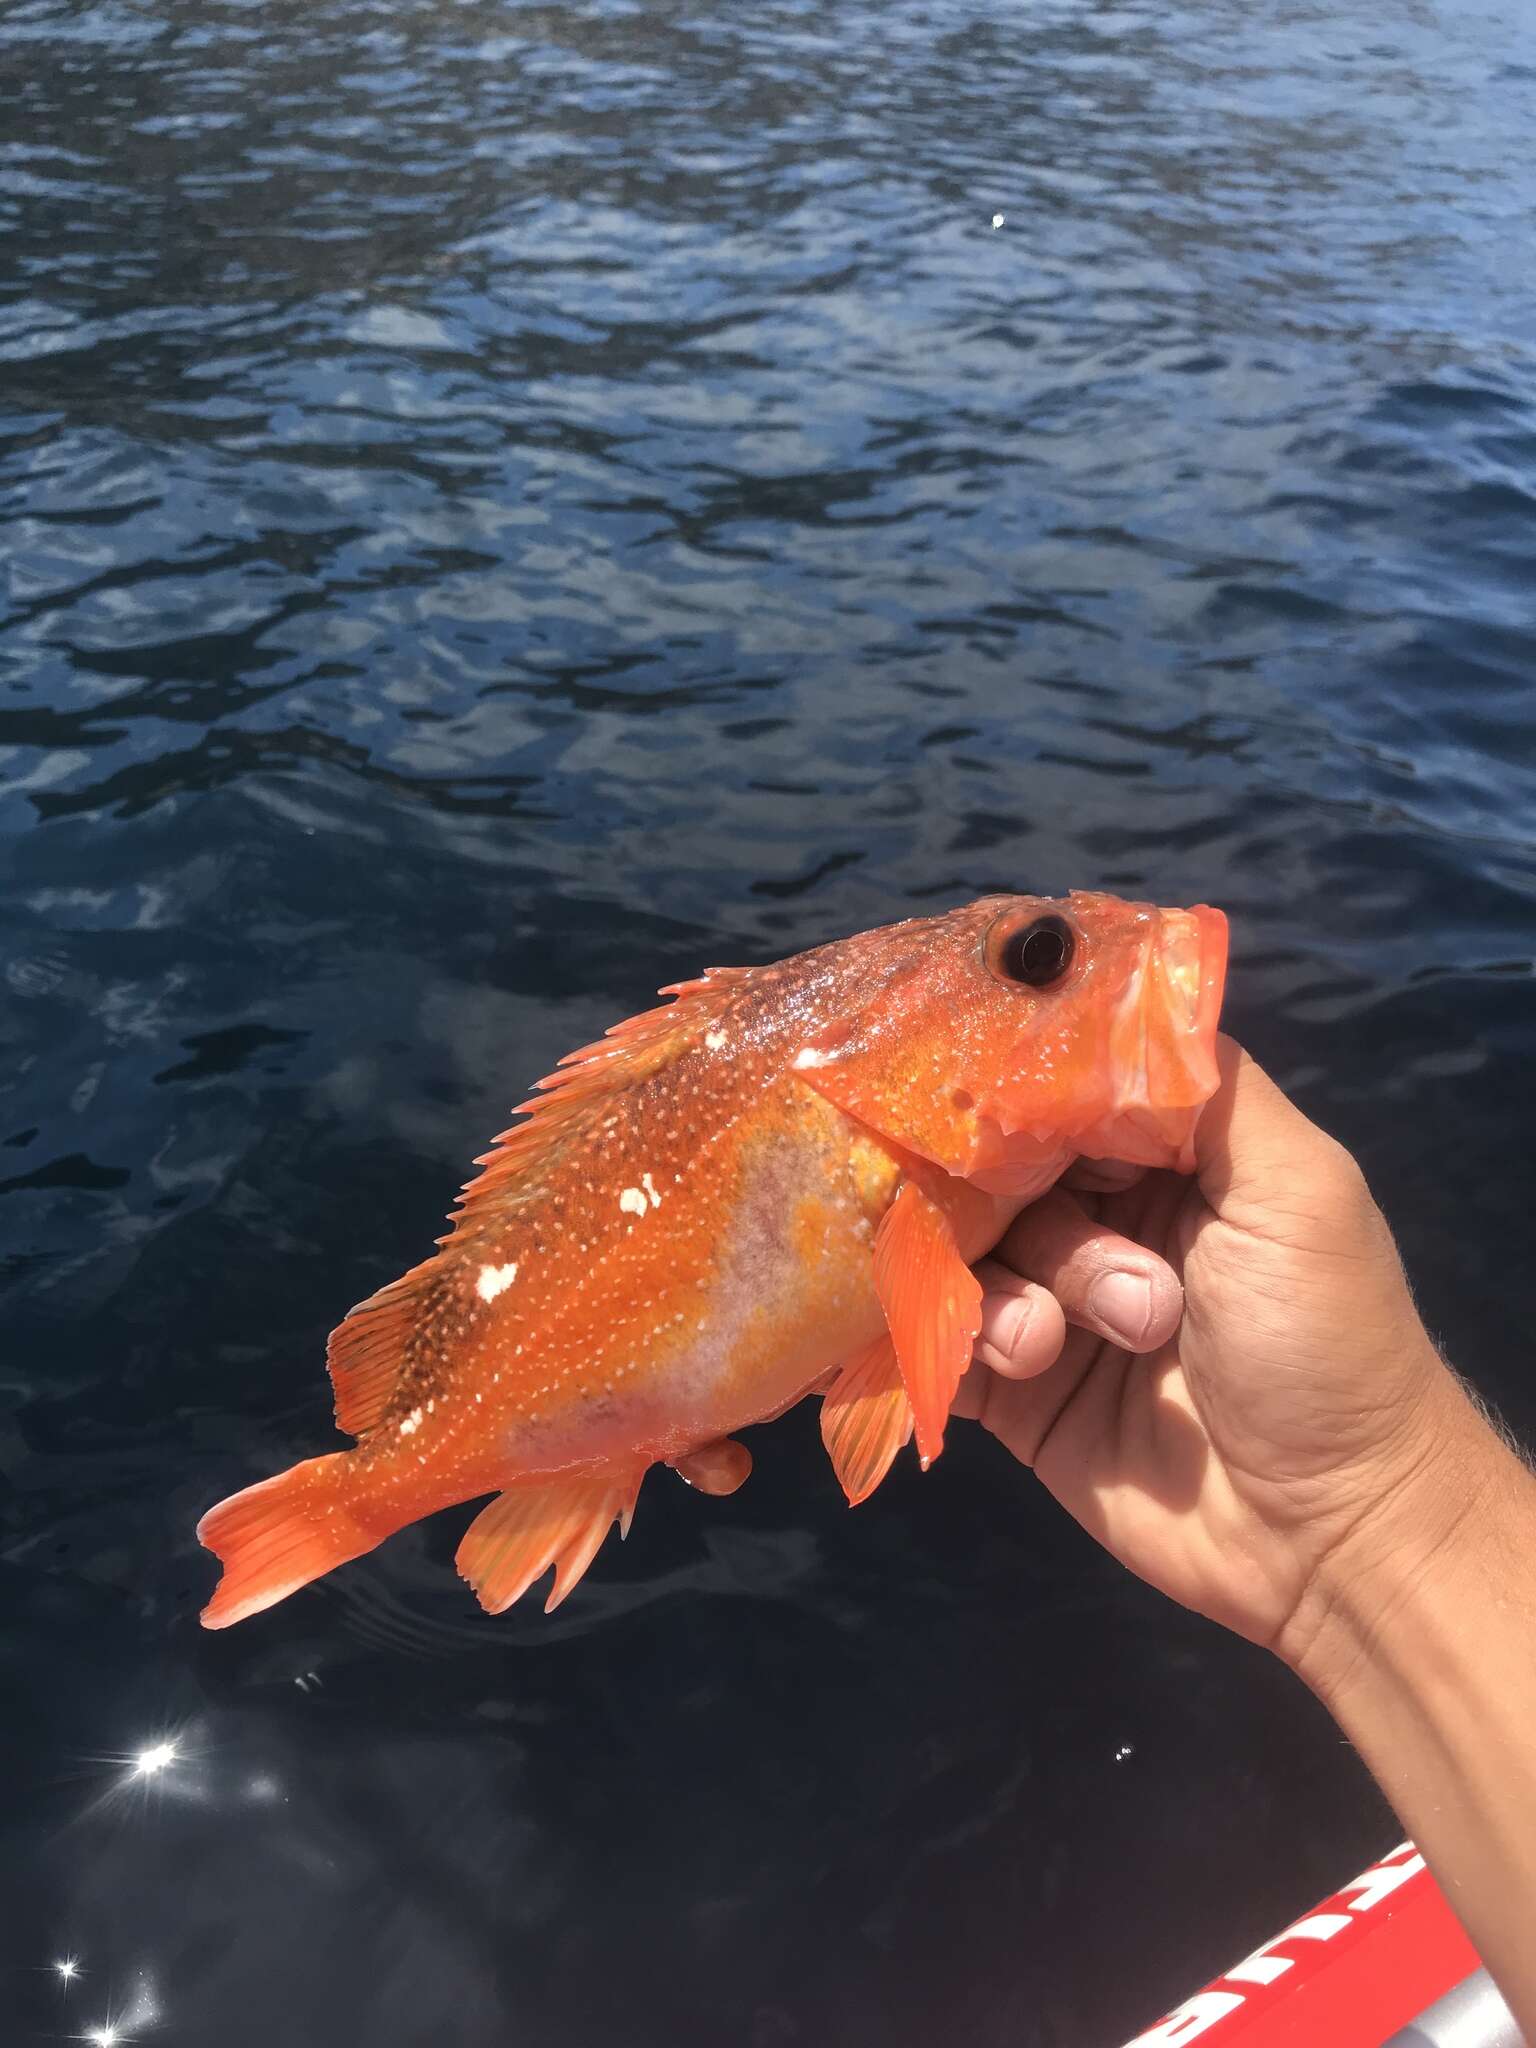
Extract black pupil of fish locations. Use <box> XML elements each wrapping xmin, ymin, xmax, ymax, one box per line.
<box><xmin>1003</xmin><ymin>916</ymin><xmax>1074</xmax><ymax>988</ymax></box>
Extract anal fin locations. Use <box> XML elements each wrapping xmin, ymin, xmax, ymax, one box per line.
<box><xmin>872</xmin><ymin>1176</ymin><xmax>983</xmax><ymax>1470</ymax></box>
<box><xmin>821</xmin><ymin>1335</ymin><xmax>912</xmax><ymax>1505</ymax></box>
<box><xmin>457</xmin><ymin>1469</ymin><xmax>645</xmax><ymax>1615</ymax></box>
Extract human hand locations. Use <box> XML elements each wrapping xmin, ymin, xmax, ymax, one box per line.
<box><xmin>955</xmin><ymin>1036</ymin><xmax>1490</xmax><ymax>1664</ymax></box>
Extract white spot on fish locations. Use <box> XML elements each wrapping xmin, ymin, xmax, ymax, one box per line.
<box><xmin>641</xmin><ymin>1171</ymin><xmax>661</xmax><ymax>1209</ymax></box>
<box><xmin>991</xmin><ymin>212</ymin><xmax>1005</xmax><ymax>229</ymax></box>
<box><xmin>477</xmin><ymin>1261</ymin><xmax>518</xmax><ymax>1302</ymax></box>
<box><xmin>619</xmin><ymin>1186</ymin><xmax>647</xmax><ymax>1216</ymax></box>
<box><xmin>705</xmin><ymin>1029</ymin><xmax>727</xmax><ymax>1051</ymax></box>
<box><xmin>793</xmin><ymin>1046</ymin><xmax>832</xmax><ymax>1070</ymax></box>
<box><xmin>398</xmin><ymin>1407</ymin><xmax>423</xmax><ymax>1437</ymax></box>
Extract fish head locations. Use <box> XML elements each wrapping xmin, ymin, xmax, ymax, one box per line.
<box><xmin>793</xmin><ymin>890</ymin><xmax>1228</xmax><ymax>1190</ymax></box>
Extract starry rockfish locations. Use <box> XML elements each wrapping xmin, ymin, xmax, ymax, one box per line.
<box><xmin>198</xmin><ymin>890</ymin><xmax>1227</xmax><ymax>1625</ymax></box>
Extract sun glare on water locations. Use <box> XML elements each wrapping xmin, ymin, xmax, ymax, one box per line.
<box><xmin>129</xmin><ymin>1741</ymin><xmax>178</xmax><ymax>1780</ymax></box>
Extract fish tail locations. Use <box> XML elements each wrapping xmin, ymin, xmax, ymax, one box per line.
<box><xmin>197</xmin><ymin>1451</ymin><xmax>384</xmax><ymax>1629</ymax></box>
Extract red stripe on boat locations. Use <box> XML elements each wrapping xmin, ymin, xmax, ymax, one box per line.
<box><xmin>1122</xmin><ymin>1842</ymin><xmax>1481</xmax><ymax>2047</ymax></box>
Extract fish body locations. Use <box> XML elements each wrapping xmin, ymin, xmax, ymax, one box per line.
<box><xmin>199</xmin><ymin>890</ymin><xmax>1227</xmax><ymax>1626</ymax></box>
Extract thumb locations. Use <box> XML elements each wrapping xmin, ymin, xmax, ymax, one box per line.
<box><xmin>1195</xmin><ymin>1036</ymin><xmax>1362</xmax><ymax>1232</ymax></box>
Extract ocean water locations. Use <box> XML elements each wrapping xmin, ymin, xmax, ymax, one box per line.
<box><xmin>3</xmin><ymin>0</ymin><xmax>1534</xmax><ymax>2041</ymax></box>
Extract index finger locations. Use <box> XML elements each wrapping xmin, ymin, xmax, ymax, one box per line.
<box><xmin>984</xmin><ymin>1184</ymin><xmax>1184</xmax><ymax>1355</ymax></box>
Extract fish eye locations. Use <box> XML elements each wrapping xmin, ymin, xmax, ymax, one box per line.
<box><xmin>997</xmin><ymin>913</ymin><xmax>1076</xmax><ymax>989</ymax></box>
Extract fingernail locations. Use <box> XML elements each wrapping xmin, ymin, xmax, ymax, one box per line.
<box><xmin>980</xmin><ymin>1288</ymin><xmax>1037</xmax><ymax>1363</ymax></box>
<box><xmin>1087</xmin><ymin>1271</ymin><xmax>1153</xmax><ymax>1346</ymax></box>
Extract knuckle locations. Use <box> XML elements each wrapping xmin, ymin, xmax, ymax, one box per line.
<box><xmin>1304</xmin><ymin>1132</ymin><xmax>1374</xmax><ymax>1220</ymax></box>
<box><xmin>1319</xmin><ymin>1133</ymin><xmax>1367</xmax><ymax>1195</ymax></box>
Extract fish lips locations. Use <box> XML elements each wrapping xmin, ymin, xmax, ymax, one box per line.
<box><xmin>1072</xmin><ymin>901</ymin><xmax>1228</xmax><ymax>1174</ymax></box>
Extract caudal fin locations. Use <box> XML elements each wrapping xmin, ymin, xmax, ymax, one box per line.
<box><xmin>197</xmin><ymin>1452</ymin><xmax>381</xmax><ymax>1629</ymax></box>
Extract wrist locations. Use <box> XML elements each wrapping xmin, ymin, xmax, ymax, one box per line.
<box><xmin>1274</xmin><ymin>1375</ymin><xmax>1536</xmax><ymax>2032</ymax></box>
<box><xmin>1278</xmin><ymin>1371</ymin><xmax>1534</xmax><ymax>1707</ymax></box>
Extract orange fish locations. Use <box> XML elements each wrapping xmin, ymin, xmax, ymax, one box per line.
<box><xmin>199</xmin><ymin>890</ymin><xmax>1227</xmax><ymax>1627</ymax></box>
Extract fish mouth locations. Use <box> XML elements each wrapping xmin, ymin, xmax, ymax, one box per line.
<box><xmin>1152</xmin><ymin>902</ymin><xmax>1228</xmax><ymax>1085</ymax></box>
<box><xmin>1081</xmin><ymin>902</ymin><xmax>1229</xmax><ymax>1171</ymax></box>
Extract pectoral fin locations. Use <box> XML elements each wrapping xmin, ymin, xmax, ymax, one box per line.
<box><xmin>872</xmin><ymin>1177</ymin><xmax>982</xmax><ymax>1470</ymax></box>
<box><xmin>456</xmin><ymin>1469</ymin><xmax>645</xmax><ymax>1615</ymax></box>
<box><xmin>821</xmin><ymin>1335</ymin><xmax>912</xmax><ymax>1504</ymax></box>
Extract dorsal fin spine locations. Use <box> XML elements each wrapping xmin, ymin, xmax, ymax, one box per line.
<box><xmin>323</xmin><ymin>964</ymin><xmax>753</xmax><ymax>1441</ymax></box>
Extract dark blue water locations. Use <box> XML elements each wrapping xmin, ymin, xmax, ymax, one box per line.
<box><xmin>4</xmin><ymin>0</ymin><xmax>1535</xmax><ymax>2040</ymax></box>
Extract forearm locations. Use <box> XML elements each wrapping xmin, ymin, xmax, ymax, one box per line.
<box><xmin>1286</xmin><ymin>1420</ymin><xmax>1536</xmax><ymax>2033</ymax></box>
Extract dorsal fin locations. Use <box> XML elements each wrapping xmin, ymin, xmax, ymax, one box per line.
<box><xmin>325</xmin><ymin>1255</ymin><xmax>439</xmax><ymax>1436</ymax></box>
<box><xmin>447</xmin><ymin>964</ymin><xmax>754</xmax><ymax>1221</ymax></box>
<box><xmin>324</xmin><ymin>966</ymin><xmax>752</xmax><ymax>1439</ymax></box>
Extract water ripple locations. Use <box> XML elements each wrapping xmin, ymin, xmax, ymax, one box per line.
<box><xmin>5</xmin><ymin>0</ymin><xmax>1536</xmax><ymax>2042</ymax></box>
